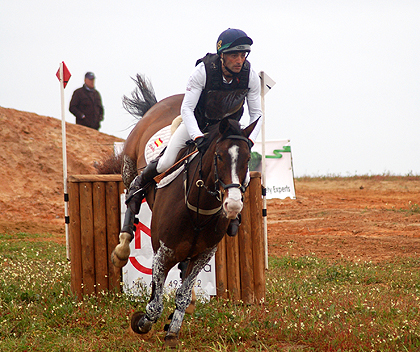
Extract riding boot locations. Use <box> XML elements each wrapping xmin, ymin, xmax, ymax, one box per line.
<box><xmin>126</xmin><ymin>159</ymin><xmax>159</xmax><ymax>214</ymax></box>
<box><xmin>226</xmin><ymin>214</ymin><xmax>241</xmax><ymax>237</ymax></box>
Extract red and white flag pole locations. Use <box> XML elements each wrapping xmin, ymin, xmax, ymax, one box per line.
<box><xmin>56</xmin><ymin>62</ymin><xmax>71</xmax><ymax>260</ymax></box>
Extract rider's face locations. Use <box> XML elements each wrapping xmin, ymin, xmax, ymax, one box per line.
<box><xmin>221</xmin><ymin>52</ymin><xmax>247</xmax><ymax>75</ymax></box>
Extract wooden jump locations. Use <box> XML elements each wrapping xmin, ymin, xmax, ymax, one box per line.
<box><xmin>68</xmin><ymin>172</ymin><xmax>265</xmax><ymax>304</ymax></box>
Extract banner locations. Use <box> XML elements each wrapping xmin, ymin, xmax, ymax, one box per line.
<box><xmin>121</xmin><ymin>196</ymin><xmax>216</xmax><ymax>299</ymax></box>
<box><xmin>251</xmin><ymin>140</ymin><xmax>296</xmax><ymax>199</ymax></box>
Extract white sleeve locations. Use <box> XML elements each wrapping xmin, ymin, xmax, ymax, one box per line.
<box><xmin>180</xmin><ymin>63</ymin><xmax>206</xmax><ymax>141</ymax></box>
<box><xmin>245</xmin><ymin>68</ymin><xmax>263</xmax><ymax>143</ymax></box>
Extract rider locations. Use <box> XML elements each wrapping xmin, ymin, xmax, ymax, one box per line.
<box><xmin>126</xmin><ymin>28</ymin><xmax>263</xmax><ymax>236</ymax></box>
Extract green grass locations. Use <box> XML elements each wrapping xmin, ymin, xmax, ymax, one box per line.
<box><xmin>1</xmin><ymin>235</ymin><xmax>420</xmax><ymax>351</ymax></box>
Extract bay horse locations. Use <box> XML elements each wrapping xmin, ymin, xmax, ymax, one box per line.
<box><xmin>111</xmin><ymin>76</ymin><xmax>257</xmax><ymax>347</ymax></box>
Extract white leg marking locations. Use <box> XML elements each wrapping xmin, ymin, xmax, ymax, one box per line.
<box><xmin>167</xmin><ymin>246</ymin><xmax>217</xmax><ymax>337</ymax></box>
<box><xmin>144</xmin><ymin>241</ymin><xmax>174</xmax><ymax>323</ymax></box>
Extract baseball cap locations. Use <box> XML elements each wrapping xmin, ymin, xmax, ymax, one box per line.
<box><xmin>85</xmin><ymin>72</ymin><xmax>95</xmax><ymax>80</ymax></box>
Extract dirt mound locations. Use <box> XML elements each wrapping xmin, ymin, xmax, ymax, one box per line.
<box><xmin>0</xmin><ymin>106</ymin><xmax>123</xmax><ymax>235</ymax></box>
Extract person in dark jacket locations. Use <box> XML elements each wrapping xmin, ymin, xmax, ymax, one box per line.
<box><xmin>69</xmin><ymin>72</ymin><xmax>104</xmax><ymax>130</ymax></box>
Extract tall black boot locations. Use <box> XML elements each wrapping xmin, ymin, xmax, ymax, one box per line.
<box><xmin>226</xmin><ymin>214</ymin><xmax>241</xmax><ymax>237</ymax></box>
<box><xmin>126</xmin><ymin>159</ymin><xmax>159</xmax><ymax>214</ymax></box>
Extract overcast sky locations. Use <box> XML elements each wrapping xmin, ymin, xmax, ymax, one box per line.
<box><xmin>1</xmin><ymin>0</ymin><xmax>419</xmax><ymax>177</ymax></box>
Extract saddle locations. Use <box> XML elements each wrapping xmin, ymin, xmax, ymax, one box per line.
<box><xmin>143</xmin><ymin>117</ymin><xmax>197</xmax><ymax>188</ymax></box>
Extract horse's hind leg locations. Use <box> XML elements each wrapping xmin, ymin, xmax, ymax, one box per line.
<box><xmin>165</xmin><ymin>246</ymin><xmax>217</xmax><ymax>347</ymax></box>
<box><xmin>111</xmin><ymin>155</ymin><xmax>137</xmax><ymax>268</ymax></box>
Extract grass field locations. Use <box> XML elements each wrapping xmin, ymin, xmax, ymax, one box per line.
<box><xmin>1</xmin><ymin>233</ymin><xmax>419</xmax><ymax>351</ymax></box>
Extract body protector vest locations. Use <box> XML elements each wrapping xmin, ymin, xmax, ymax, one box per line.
<box><xmin>194</xmin><ymin>53</ymin><xmax>250</xmax><ymax>132</ymax></box>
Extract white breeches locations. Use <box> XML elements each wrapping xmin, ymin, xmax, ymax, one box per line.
<box><xmin>156</xmin><ymin>122</ymin><xmax>191</xmax><ymax>174</ymax></box>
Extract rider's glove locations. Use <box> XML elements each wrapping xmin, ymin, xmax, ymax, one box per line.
<box><xmin>194</xmin><ymin>136</ymin><xmax>211</xmax><ymax>154</ymax></box>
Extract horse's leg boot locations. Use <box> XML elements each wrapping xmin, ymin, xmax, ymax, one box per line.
<box><xmin>126</xmin><ymin>159</ymin><xmax>159</xmax><ymax>214</ymax></box>
<box><xmin>226</xmin><ymin>214</ymin><xmax>241</xmax><ymax>237</ymax></box>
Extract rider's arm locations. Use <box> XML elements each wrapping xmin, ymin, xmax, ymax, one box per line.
<box><xmin>181</xmin><ymin>63</ymin><xmax>206</xmax><ymax>141</ymax></box>
<box><xmin>246</xmin><ymin>68</ymin><xmax>263</xmax><ymax>143</ymax></box>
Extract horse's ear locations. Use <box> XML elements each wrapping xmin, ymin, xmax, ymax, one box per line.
<box><xmin>219</xmin><ymin>118</ymin><xmax>231</xmax><ymax>135</ymax></box>
<box><xmin>243</xmin><ymin>117</ymin><xmax>260</xmax><ymax>138</ymax></box>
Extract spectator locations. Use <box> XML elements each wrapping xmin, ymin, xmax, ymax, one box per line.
<box><xmin>69</xmin><ymin>72</ymin><xmax>104</xmax><ymax>130</ymax></box>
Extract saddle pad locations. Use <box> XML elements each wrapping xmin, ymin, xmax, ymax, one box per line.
<box><xmin>144</xmin><ymin>124</ymin><xmax>197</xmax><ymax>188</ymax></box>
<box><xmin>144</xmin><ymin>125</ymin><xmax>172</xmax><ymax>164</ymax></box>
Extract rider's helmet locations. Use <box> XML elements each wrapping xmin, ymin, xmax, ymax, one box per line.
<box><xmin>216</xmin><ymin>28</ymin><xmax>253</xmax><ymax>55</ymax></box>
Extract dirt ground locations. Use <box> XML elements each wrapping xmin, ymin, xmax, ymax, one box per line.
<box><xmin>268</xmin><ymin>177</ymin><xmax>420</xmax><ymax>262</ymax></box>
<box><xmin>1</xmin><ymin>107</ymin><xmax>419</xmax><ymax>262</ymax></box>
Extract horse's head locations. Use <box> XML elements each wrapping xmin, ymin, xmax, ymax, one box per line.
<box><xmin>208</xmin><ymin>118</ymin><xmax>258</xmax><ymax>219</ymax></box>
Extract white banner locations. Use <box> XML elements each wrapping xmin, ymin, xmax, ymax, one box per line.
<box><xmin>121</xmin><ymin>195</ymin><xmax>216</xmax><ymax>299</ymax></box>
<box><xmin>251</xmin><ymin>140</ymin><xmax>296</xmax><ymax>199</ymax></box>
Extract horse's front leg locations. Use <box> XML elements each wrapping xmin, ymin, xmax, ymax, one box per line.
<box><xmin>111</xmin><ymin>207</ymin><xmax>135</xmax><ymax>268</ymax></box>
<box><xmin>111</xmin><ymin>155</ymin><xmax>138</xmax><ymax>268</ymax></box>
<box><xmin>131</xmin><ymin>242</ymin><xmax>175</xmax><ymax>334</ymax></box>
<box><xmin>165</xmin><ymin>245</ymin><xmax>217</xmax><ymax>347</ymax></box>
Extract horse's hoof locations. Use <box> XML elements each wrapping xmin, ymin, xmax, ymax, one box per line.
<box><xmin>164</xmin><ymin>333</ymin><xmax>180</xmax><ymax>348</ymax></box>
<box><xmin>111</xmin><ymin>233</ymin><xmax>132</xmax><ymax>268</ymax></box>
<box><xmin>111</xmin><ymin>249</ymin><xmax>128</xmax><ymax>268</ymax></box>
<box><xmin>131</xmin><ymin>311</ymin><xmax>153</xmax><ymax>335</ymax></box>
<box><xmin>127</xmin><ymin>324</ymin><xmax>153</xmax><ymax>341</ymax></box>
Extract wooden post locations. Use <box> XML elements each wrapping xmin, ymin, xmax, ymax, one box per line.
<box><xmin>68</xmin><ymin>181</ymin><xmax>82</xmax><ymax>298</ymax></box>
<box><xmin>92</xmin><ymin>182</ymin><xmax>109</xmax><ymax>293</ymax></box>
<box><xmin>225</xmin><ymin>234</ymin><xmax>241</xmax><ymax>301</ymax></box>
<box><xmin>215</xmin><ymin>235</ymin><xmax>228</xmax><ymax>299</ymax></box>
<box><xmin>249</xmin><ymin>172</ymin><xmax>265</xmax><ymax>303</ymax></box>
<box><xmin>106</xmin><ymin>181</ymin><xmax>122</xmax><ymax>291</ymax></box>
<box><xmin>238</xmin><ymin>187</ymin><xmax>255</xmax><ymax>304</ymax></box>
<box><xmin>79</xmin><ymin>182</ymin><xmax>95</xmax><ymax>295</ymax></box>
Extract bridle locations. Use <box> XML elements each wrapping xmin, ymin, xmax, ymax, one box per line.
<box><xmin>185</xmin><ymin>134</ymin><xmax>250</xmax><ymax>218</ymax></box>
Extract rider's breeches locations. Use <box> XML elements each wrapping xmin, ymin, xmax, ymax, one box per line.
<box><xmin>156</xmin><ymin>122</ymin><xmax>191</xmax><ymax>173</ymax></box>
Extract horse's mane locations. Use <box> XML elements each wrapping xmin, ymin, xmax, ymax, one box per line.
<box><xmin>122</xmin><ymin>74</ymin><xmax>157</xmax><ymax>119</ymax></box>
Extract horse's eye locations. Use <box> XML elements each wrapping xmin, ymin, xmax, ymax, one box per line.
<box><xmin>216</xmin><ymin>154</ymin><xmax>223</xmax><ymax>161</ymax></box>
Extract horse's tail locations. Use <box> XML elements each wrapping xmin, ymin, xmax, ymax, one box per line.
<box><xmin>122</xmin><ymin>74</ymin><xmax>157</xmax><ymax>119</ymax></box>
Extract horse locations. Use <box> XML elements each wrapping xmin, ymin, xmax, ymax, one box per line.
<box><xmin>111</xmin><ymin>75</ymin><xmax>257</xmax><ymax>347</ymax></box>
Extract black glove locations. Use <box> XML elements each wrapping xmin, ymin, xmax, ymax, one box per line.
<box><xmin>195</xmin><ymin>136</ymin><xmax>211</xmax><ymax>154</ymax></box>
